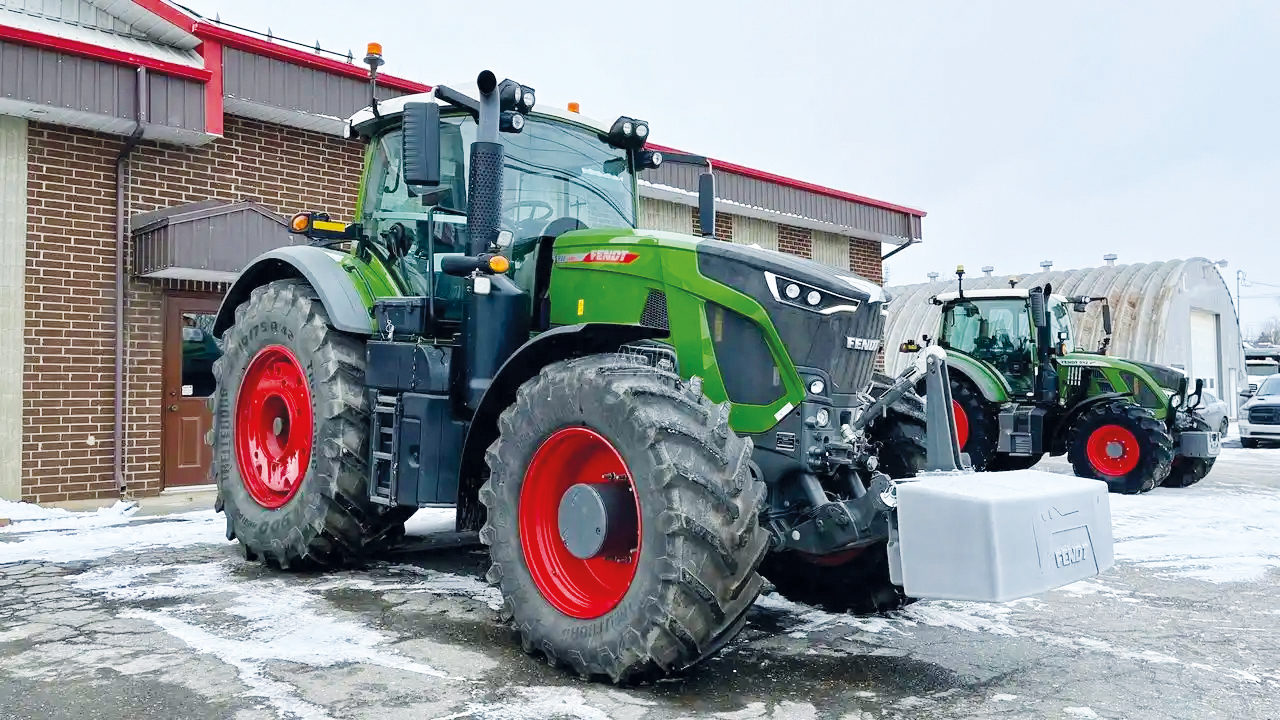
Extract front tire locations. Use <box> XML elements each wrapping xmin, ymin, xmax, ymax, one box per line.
<box><xmin>1162</xmin><ymin>415</ymin><xmax>1216</xmax><ymax>488</ymax></box>
<box><xmin>479</xmin><ymin>354</ymin><xmax>769</xmax><ymax>684</ymax></box>
<box><xmin>948</xmin><ymin>379</ymin><xmax>1000</xmax><ymax>471</ymax></box>
<box><xmin>210</xmin><ymin>279</ymin><xmax>412</xmax><ymax>568</ymax></box>
<box><xmin>1067</xmin><ymin>400</ymin><xmax>1174</xmax><ymax>494</ymax></box>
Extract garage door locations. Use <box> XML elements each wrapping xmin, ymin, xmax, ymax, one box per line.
<box><xmin>1188</xmin><ymin>309</ymin><xmax>1220</xmax><ymax>393</ymax></box>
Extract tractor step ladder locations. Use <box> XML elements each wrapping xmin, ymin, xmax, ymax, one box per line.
<box><xmin>369</xmin><ymin>391</ymin><xmax>400</xmax><ymax>506</ymax></box>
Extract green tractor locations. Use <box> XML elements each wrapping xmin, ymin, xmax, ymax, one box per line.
<box><xmin>207</xmin><ymin>58</ymin><xmax>1114</xmax><ymax>684</ymax></box>
<box><xmin>910</xmin><ymin>267</ymin><xmax>1221</xmax><ymax>493</ymax></box>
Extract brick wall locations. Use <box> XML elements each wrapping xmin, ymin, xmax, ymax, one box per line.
<box><xmin>23</xmin><ymin>116</ymin><xmax>362</xmax><ymax>502</ymax></box>
<box><xmin>778</xmin><ymin>225</ymin><xmax>813</xmax><ymax>259</ymax></box>
<box><xmin>690</xmin><ymin>209</ymin><xmax>735</xmax><ymax>241</ymax></box>
<box><xmin>850</xmin><ymin>237</ymin><xmax>883</xmax><ymax>284</ymax></box>
<box><xmin>24</xmin><ymin>124</ymin><xmax>122</xmax><ymax>503</ymax></box>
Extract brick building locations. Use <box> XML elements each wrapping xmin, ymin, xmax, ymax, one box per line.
<box><xmin>0</xmin><ymin>0</ymin><xmax>925</xmax><ymax>504</ymax></box>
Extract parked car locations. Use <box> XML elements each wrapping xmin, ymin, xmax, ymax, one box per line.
<box><xmin>1193</xmin><ymin>389</ymin><xmax>1230</xmax><ymax>436</ymax></box>
<box><xmin>1239</xmin><ymin>374</ymin><xmax>1280</xmax><ymax>448</ymax></box>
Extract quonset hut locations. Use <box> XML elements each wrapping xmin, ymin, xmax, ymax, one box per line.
<box><xmin>882</xmin><ymin>257</ymin><xmax>1245</xmax><ymax>418</ymax></box>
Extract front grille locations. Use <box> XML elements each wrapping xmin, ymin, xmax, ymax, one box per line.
<box><xmin>781</xmin><ymin>301</ymin><xmax>884</xmax><ymax>394</ymax></box>
<box><xmin>1249</xmin><ymin>406</ymin><xmax>1280</xmax><ymax>425</ymax></box>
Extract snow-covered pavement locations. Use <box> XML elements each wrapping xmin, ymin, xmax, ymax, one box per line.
<box><xmin>2</xmin><ymin>445</ymin><xmax>1279</xmax><ymax>719</ymax></box>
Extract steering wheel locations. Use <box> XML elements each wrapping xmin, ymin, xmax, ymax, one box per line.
<box><xmin>503</xmin><ymin>200</ymin><xmax>555</xmax><ymax>227</ymax></box>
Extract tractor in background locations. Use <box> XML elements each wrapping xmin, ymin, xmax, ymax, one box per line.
<box><xmin>908</xmin><ymin>267</ymin><xmax>1220</xmax><ymax>493</ymax></box>
<box><xmin>207</xmin><ymin>49</ymin><xmax>1115</xmax><ymax>684</ymax></box>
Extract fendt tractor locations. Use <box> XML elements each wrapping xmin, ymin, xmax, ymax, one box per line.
<box><xmin>208</xmin><ymin>49</ymin><xmax>1114</xmax><ymax>683</ymax></box>
<box><xmin>910</xmin><ymin>267</ymin><xmax>1221</xmax><ymax>494</ymax></box>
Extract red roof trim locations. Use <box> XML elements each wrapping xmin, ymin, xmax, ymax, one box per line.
<box><xmin>0</xmin><ymin>24</ymin><xmax>211</xmax><ymax>82</ymax></box>
<box><xmin>129</xmin><ymin>0</ymin><xmax>197</xmax><ymax>33</ymax></box>
<box><xmin>646</xmin><ymin>142</ymin><xmax>926</xmax><ymax>218</ymax></box>
<box><xmin>192</xmin><ymin>22</ymin><xmax>430</xmax><ymax>94</ymax></box>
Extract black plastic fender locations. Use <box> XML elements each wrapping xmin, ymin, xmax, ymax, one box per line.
<box><xmin>212</xmin><ymin>246</ymin><xmax>376</xmax><ymax>338</ymax></box>
<box><xmin>454</xmin><ymin>322</ymin><xmax>669</xmax><ymax>531</ymax></box>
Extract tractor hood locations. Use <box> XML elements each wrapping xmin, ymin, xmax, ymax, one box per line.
<box><xmin>1123</xmin><ymin>359</ymin><xmax>1189</xmax><ymax>394</ymax></box>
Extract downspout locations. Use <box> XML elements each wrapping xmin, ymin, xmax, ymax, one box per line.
<box><xmin>114</xmin><ymin>67</ymin><xmax>147</xmax><ymax>496</ymax></box>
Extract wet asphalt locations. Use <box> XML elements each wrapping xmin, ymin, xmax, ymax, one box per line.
<box><xmin>2</xmin><ymin>437</ymin><xmax>1278</xmax><ymax>720</ymax></box>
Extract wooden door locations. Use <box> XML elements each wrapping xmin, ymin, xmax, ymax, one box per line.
<box><xmin>162</xmin><ymin>295</ymin><xmax>223</xmax><ymax>488</ymax></box>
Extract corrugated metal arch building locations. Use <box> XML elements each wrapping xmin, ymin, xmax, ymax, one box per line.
<box><xmin>882</xmin><ymin>258</ymin><xmax>1245</xmax><ymax>417</ymax></box>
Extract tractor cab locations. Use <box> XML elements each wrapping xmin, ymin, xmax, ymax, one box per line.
<box><xmin>334</xmin><ymin>89</ymin><xmax>660</xmax><ymax>336</ymax></box>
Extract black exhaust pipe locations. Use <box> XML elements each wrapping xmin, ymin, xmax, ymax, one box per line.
<box><xmin>467</xmin><ymin>70</ymin><xmax>503</xmax><ymax>255</ymax></box>
<box><xmin>453</xmin><ymin>71</ymin><xmax>529</xmax><ymax>414</ymax></box>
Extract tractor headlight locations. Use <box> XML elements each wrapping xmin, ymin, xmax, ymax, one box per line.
<box><xmin>521</xmin><ymin>90</ymin><xmax>535</xmax><ymax>111</ymax></box>
<box><xmin>764</xmin><ymin>271</ymin><xmax>866</xmax><ymax>315</ymax></box>
<box><xmin>635</xmin><ymin>123</ymin><xmax>648</xmax><ymax>138</ymax></box>
<box><xmin>814</xmin><ymin>408</ymin><xmax>830</xmax><ymax>427</ymax></box>
<box><xmin>809</xmin><ymin>378</ymin><xmax>825</xmax><ymax>395</ymax></box>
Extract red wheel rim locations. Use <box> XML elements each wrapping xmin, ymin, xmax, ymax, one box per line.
<box><xmin>234</xmin><ymin>345</ymin><xmax>313</xmax><ymax>509</ymax></box>
<box><xmin>952</xmin><ymin>400</ymin><xmax>970</xmax><ymax>448</ymax></box>
<box><xmin>1086</xmin><ymin>424</ymin><xmax>1140</xmax><ymax>476</ymax></box>
<box><xmin>519</xmin><ymin>427</ymin><xmax>641</xmax><ymax>619</ymax></box>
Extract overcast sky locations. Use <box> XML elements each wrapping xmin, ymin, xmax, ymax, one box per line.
<box><xmin>188</xmin><ymin>0</ymin><xmax>1280</xmax><ymax>335</ymax></box>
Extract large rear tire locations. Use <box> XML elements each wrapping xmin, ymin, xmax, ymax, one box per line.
<box><xmin>210</xmin><ymin>279</ymin><xmax>413</xmax><ymax>568</ymax></box>
<box><xmin>1067</xmin><ymin>400</ymin><xmax>1174</xmax><ymax>494</ymax></box>
<box><xmin>1162</xmin><ymin>415</ymin><xmax>1216</xmax><ymax>488</ymax></box>
<box><xmin>479</xmin><ymin>354</ymin><xmax>769</xmax><ymax>684</ymax></box>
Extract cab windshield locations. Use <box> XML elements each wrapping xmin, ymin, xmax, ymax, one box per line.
<box><xmin>361</xmin><ymin>112</ymin><xmax>637</xmax><ymax>319</ymax></box>
<box><xmin>941</xmin><ymin>298</ymin><xmax>1035</xmax><ymax>394</ymax></box>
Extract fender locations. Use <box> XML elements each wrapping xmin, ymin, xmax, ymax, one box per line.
<box><xmin>212</xmin><ymin>246</ymin><xmax>379</xmax><ymax>338</ymax></box>
<box><xmin>454</xmin><ymin>322</ymin><xmax>669</xmax><ymax>531</ymax></box>
<box><xmin>942</xmin><ymin>352</ymin><xmax>1013</xmax><ymax>403</ymax></box>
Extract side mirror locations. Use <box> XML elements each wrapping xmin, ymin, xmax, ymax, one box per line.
<box><xmin>698</xmin><ymin>171</ymin><xmax>716</xmax><ymax>238</ymax></box>
<box><xmin>402</xmin><ymin>102</ymin><xmax>441</xmax><ymax>187</ymax></box>
<box><xmin>1102</xmin><ymin>303</ymin><xmax>1113</xmax><ymax>335</ymax></box>
<box><xmin>1029</xmin><ymin>288</ymin><xmax>1048</xmax><ymax>329</ymax></box>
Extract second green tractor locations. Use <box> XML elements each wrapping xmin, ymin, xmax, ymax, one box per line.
<box><xmin>908</xmin><ymin>268</ymin><xmax>1221</xmax><ymax>494</ymax></box>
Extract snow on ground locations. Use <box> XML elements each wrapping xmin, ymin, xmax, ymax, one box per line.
<box><xmin>1107</xmin><ymin>475</ymin><xmax>1280</xmax><ymax>583</ymax></box>
<box><xmin>0</xmin><ymin>509</ymin><xmax>228</xmax><ymax>565</ymax></box>
<box><xmin>0</xmin><ymin>499</ymin><xmax>138</xmax><ymax>528</ymax></box>
<box><xmin>70</xmin><ymin>561</ymin><xmax>462</xmax><ymax>720</ymax></box>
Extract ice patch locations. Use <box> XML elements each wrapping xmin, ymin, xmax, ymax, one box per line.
<box><xmin>305</xmin><ymin>564</ymin><xmax>504</xmax><ymax>610</ymax></box>
<box><xmin>1056</xmin><ymin>579</ymin><xmax>1131</xmax><ymax>598</ymax></box>
<box><xmin>72</xmin><ymin>562</ymin><xmax>458</xmax><ymax>720</ymax></box>
<box><xmin>0</xmin><ymin>510</ymin><xmax>227</xmax><ymax>565</ymax></box>
<box><xmin>754</xmin><ymin>592</ymin><xmax>1019</xmax><ymax>637</ymax></box>
<box><xmin>990</xmin><ymin>693</ymin><xmax>1018</xmax><ymax>702</ymax></box>
<box><xmin>431</xmin><ymin>686</ymin><xmax>609</xmax><ymax>720</ymax></box>
<box><xmin>1063</xmin><ymin>708</ymin><xmax>1098</xmax><ymax>718</ymax></box>
<box><xmin>1108</xmin><ymin>482</ymin><xmax>1280</xmax><ymax>583</ymax></box>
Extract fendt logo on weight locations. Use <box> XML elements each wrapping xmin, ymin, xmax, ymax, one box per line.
<box><xmin>1054</xmin><ymin>543</ymin><xmax>1089</xmax><ymax>568</ymax></box>
<box><xmin>846</xmin><ymin>337</ymin><xmax>881</xmax><ymax>352</ymax></box>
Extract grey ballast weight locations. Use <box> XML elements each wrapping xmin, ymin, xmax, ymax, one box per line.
<box><xmin>883</xmin><ymin>346</ymin><xmax>1115</xmax><ymax>603</ymax></box>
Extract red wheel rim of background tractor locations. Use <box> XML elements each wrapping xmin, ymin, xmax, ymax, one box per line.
<box><xmin>234</xmin><ymin>345</ymin><xmax>314</xmax><ymax>509</ymax></box>
<box><xmin>1086</xmin><ymin>424</ymin><xmax>1140</xmax><ymax>477</ymax></box>
<box><xmin>952</xmin><ymin>400</ymin><xmax>970</xmax><ymax>448</ymax></box>
<box><xmin>518</xmin><ymin>427</ymin><xmax>642</xmax><ymax>619</ymax></box>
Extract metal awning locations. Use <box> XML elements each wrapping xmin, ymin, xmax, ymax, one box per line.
<box><xmin>131</xmin><ymin>199</ymin><xmax>297</xmax><ymax>283</ymax></box>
